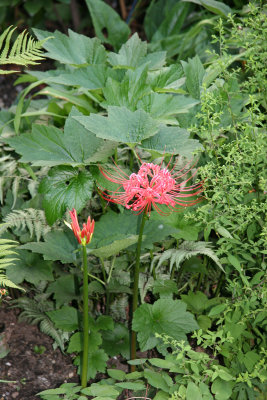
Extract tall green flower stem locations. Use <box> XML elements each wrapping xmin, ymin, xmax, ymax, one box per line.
<box><xmin>130</xmin><ymin>209</ymin><xmax>147</xmax><ymax>370</ymax></box>
<box><xmin>81</xmin><ymin>244</ymin><xmax>89</xmax><ymax>388</ymax></box>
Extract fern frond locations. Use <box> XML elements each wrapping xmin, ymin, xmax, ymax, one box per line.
<box><xmin>0</xmin><ymin>26</ymin><xmax>47</xmax><ymax>74</ymax></box>
<box><xmin>40</xmin><ymin>319</ymin><xmax>65</xmax><ymax>351</ymax></box>
<box><xmin>14</xmin><ymin>297</ymin><xmax>65</xmax><ymax>351</ymax></box>
<box><xmin>110</xmin><ymin>294</ymin><xmax>128</xmax><ymax>321</ymax></box>
<box><xmin>152</xmin><ymin>241</ymin><xmax>224</xmax><ymax>273</ymax></box>
<box><xmin>0</xmin><ymin>274</ymin><xmax>20</xmax><ymax>288</ymax></box>
<box><xmin>0</xmin><ymin>236</ymin><xmax>22</xmax><ymax>290</ymax></box>
<box><xmin>2</xmin><ymin>208</ymin><xmax>51</xmax><ymax>241</ymax></box>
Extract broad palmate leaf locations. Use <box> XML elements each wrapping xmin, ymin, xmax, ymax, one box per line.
<box><xmin>132</xmin><ymin>298</ymin><xmax>198</xmax><ymax>351</ymax></box>
<box><xmin>141</xmin><ymin>125</ymin><xmax>202</xmax><ymax>156</ymax></box>
<box><xmin>21</xmin><ymin>230</ymin><xmax>77</xmax><ymax>264</ymax></box>
<box><xmin>7</xmin><ymin>108</ymin><xmax>115</xmax><ymax>167</ymax></box>
<box><xmin>33</xmin><ymin>28</ymin><xmax>106</xmax><ymax>65</ymax></box>
<box><xmin>107</xmin><ymin>33</ymin><xmax>147</xmax><ymax>68</ymax></box>
<box><xmin>74</xmin><ymin>106</ymin><xmax>158</xmax><ymax>144</ymax></box>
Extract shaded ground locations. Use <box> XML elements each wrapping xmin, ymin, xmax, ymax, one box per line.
<box><xmin>0</xmin><ymin>303</ymin><xmax>78</xmax><ymax>400</ymax></box>
<box><xmin>0</xmin><ymin>75</ymin><xmax>22</xmax><ymax>109</ymax></box>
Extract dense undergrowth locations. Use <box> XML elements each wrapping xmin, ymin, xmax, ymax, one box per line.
<box><xmin>0</xmin><ymin>1</ymin><xmax>266</xmax><ymax>399</ymax></box>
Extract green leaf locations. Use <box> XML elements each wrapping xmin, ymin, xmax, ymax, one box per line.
<box><xmin>6</xmin><ymin>250</ymin><xmax>53</xmax><ymax>285</ymax></box>
<box><xmin>137</xmin><ymin>93</ymin><xmax>199</xmax><ymax>123</ymax></box>
<box><xmin>181</xmin><ymin>55</ymin><xmax>205</xmax><ymax>99</ymax></box>
<box><xmin>186</xmin><ymin>382</ymin><xmax>203</xmax><ymax>400</ymax></box>
<box><xmin>88</xmin><ymin>281</ymin><xmax>105</xmax><ymax>294</ymax></box>
<box><xmin>91</xmin><ymin>236</ymin><xmax>139</xmax><ymax>259</ymax></box>
<box><xmin>148</xmin><ymin>358</ymin><xmax>176</xmax><ymax>369</ymax></box>
<box><xmin>90</xmin><ymin>210</ymin><xmax>179</xmax><ymax>252</ymax></box>
<box><xmin>227</xmin><ymin>254</ymin><xmax>241</xmax><ymax>270</ymax></box>
<box><xmin>153</xmin><ymin>279</ymin><xmax>178</xmax><ymax>298</ymax></box>
<box><xmin>115</xmin><ymin>381</ymin><xmax>146</xmax><ymax>390</ymax></box>
<box><xmin>107</xmin><ymin>369</ymin><xmax>126</xmax><ymax>381</ymax></box>
<box><xmin>39</xmin><ymin>166</ymin><xmax>94</xmax><ymax>224</ymax></box>
<box><xmin>141</xmin><ymin>125</ymin><xmax>202</xmax><ymax>157</ymax></box>
<box><xmin>37</xmin><ymin>388</ymin><xmax>67</xmax><ymax>395</ymax></box>
<box><xmin>101</xmin><ymin>323</ymin><xmax>130</xmax><ymax>359</ymax></box>
<box><xmin>21</xmin><ymin>230</ymin><xmax>77</xmax><ymax>264</ymax></box>
<box><xmin>47</xmin><ymin>306</ymin><xmax>80</xmax><ymax>332</ymax></box>
<box><xmin>107</xmin><ymin>33</ymin><xmax>147</xmax><ymax>68</ymax></box>
<box><xmin>102</xmin><ymin>64</ymin><xmax>149</xmax><ymax>110</ymax></box>
<box><xmin>33</xmin><ymin>28</ymin><xmax>106</xmax><ymax>65</ymax></box>
<box><xmin>183</xmin><ymin>0</ymin><xmax>232</xmax><ymax>18</ymax></box>
<box><xmin>67</xmin><ymin>331</ymin><xmax>102</xmax><ymax>353</ymax></box>
<box><xmin>151</xmin><ymin>211</ymin><xmax>200</xmax><ymax>241</ymax></box>
<box><xmin>82</xmin><ymin>383</ymin><xmax>119</xmax><ymax>397</ymax></box>
<box><xmin>211</xmin><ymin>378</ymin><xmax>233</xmax><ymax>400</ymax></box>
<box><xmin>181</xmin><ymin>291</ymin><xmax>209</xmax><ymax>314</ymax></box>
<box><xmin>46</xmin><ymin>274</ymin><xmax>80</xmax><ymax>307</ymax></box>
<box><xmin>144</xmin><ymin>369</ymin><xmax>172</xmax><ymax>392</ymax></box>
<box><xmin>145</xmin><ymin>0</ymin><xmax>191</xmax><ymax>42</ymax></box>
<box><xmin>216</xmin><ymin>226</ymin><xmax>233</xmax><ymax>239</ymax></box>
<box><xmin>242</xmin><ymin>351</ymin><xmax>261</xmax><ymax>373</ymax></box>
<box><xmin>149</xmin><ymin>64</ymin><xmax>184</xmax><ymax>92</ymax></box>
<box><xmin>44</xmin><ymin>65</ymin><xmax>107</xmax><ymax>90</ymax></box>
<box><xmin>74</xmin><ymin>106</ymin><xmax>158</xmax><ymax>144</ymax></box>
<box><xmin>197</xmin><ymin>315</ymin><xmax>211</xmax><ymax>331</ymax></box>
<box><xmin>95</xmin><ymin>315</ymin><xmax>114</xmax><ymax>331</ymax></box>
<box><xmin>75</xmin><ymin>349</ymin><xmax>108</xmax><ymax>379</ymax></box>
<box><xmin>208</xmin><ymin>304</ymin><xmax>227</xmax><ymax>317</ymax></box>
<box><xmin>85</xmin><ymin>0</ymin><xmax>130</xmax><ymax>51</ymax></box>
<box><xmin>153</xmin><ymin>392</ymin><xmax>170</xmax><ymax>400</ymax></box>
<box><xmin>7</xmin><ymin>108</ymin><xmax>115</xmax><ymax>167</ymax></box>
<box><xmin>132</xmin><ymin>299</ymin><xmax>198</xmax><ymax>351</ymax></box>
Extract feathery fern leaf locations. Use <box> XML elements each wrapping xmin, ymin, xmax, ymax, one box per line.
<box><xmin>1</xmin><ymin>208</ymin><xmax>51</xmax><ymax>241</ymax></box>
<box><xmin>151</xmin><ymin>241</ymin><xmax>224</xmax><ymax>273</ymax></box>
<box><xmin>0</xmin><ymin>235</ymin><xmax>22</xmax><ymax>289</ymax></box>
<box><xmin>0</xmin><ymin>26</ymin><xmax>47</xmax><ymax>74</ymax></box>
<box><xmin>14</xmin><ymin>297</ymin><xmax>66</xmax><ymax>351</ymax></box>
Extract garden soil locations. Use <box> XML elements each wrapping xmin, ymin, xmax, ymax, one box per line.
<box><xmin>0</xmin><ymin>303</ymin><xmax>79</xmax><ymax>400</ymax></box>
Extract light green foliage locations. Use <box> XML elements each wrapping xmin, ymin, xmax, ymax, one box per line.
<box><xmin>152</xmin><ymin>241</ymin><xmax>223</xmax><ymax>274</ymax></box>
<box><xmin>14</xmin><ymin>296</ymin><xmax>67</xmax><ymax>351</ymax></box>
<box><xmin>33</xmin><ymin>28</ymin><xmax>106</xmax><ymax>66</ymax></box>
<box><xmin>75</xmin><ymin>106</ymin><xmax>158</xmax><ymax>144</ymax></box>
<box><xmin>0</xmin><ymin>26</ymin><xmax>46</xmax><ymax>74</ymax></box>
<box><xmin>6</xmin><ymin>250</ymin><xmax>53</xmax><ymax>285</ymax></box>
<box><xmin>7</xmin><ymin>108</ymin><xmax>116</xmax><ymax>167</ymax></box>
<box><xmin>21</xmin><ymin>230</ymin><xmax>77</xmax><ymax>264</ymax></box>
<box><xmin>1</xmin><ymin>3</ymin><xmax>267</xmax><ymax>398</ymax></box>
<box><xmin>1</xmin><ymin>208</ymin><xmax>51</xmax><ymax>241</ymax></box>
<box><xmin>0</xmin><ymin>236</ymin><xmax>21</xmax><ymax>289</ymax></box>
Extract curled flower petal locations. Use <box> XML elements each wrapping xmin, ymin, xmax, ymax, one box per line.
<box><xmin>98</xmin><ymin>160</ymin><xmax>203</xmax><ymax>215</ymax></box>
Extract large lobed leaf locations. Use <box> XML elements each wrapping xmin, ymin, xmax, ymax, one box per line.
<box><xmin>132</xmin><ymin>298</ymin><xmax>199</xmax><ymax>351</ymax></box>
<box><xmin>33</xmin><ymin>28</ymin><xmax>106</xmax><ymax>65</ymax></box>
<box><xmin>7</xmin><ymin>108</ymin><xmax>116</xmax><ymax>167</ymax></box>
<box><xmin>74</xmin><ymin>106</ymin><xmax>158</xmax><ymax>144</ymax></box>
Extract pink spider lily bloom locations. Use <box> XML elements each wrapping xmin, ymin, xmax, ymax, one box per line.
<box><xmin>68</xmin><ymin>208</ymin><xmax>95</xmax><ymax>246</ymax></box>
<box><xmin>98</xmin><ymin>160</ymin><xmax>203</xmax><ymax>215</ymax></box>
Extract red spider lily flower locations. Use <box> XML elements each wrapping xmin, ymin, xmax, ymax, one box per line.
<box><xmin>67</xmin><ymin>208</ymin><xmax>95</xmax><ymax>246</ymax></box>
<box><xmin>98</xmin><ymin>159</ymin><xmax>203</xmax><ymax>215</ymax></box>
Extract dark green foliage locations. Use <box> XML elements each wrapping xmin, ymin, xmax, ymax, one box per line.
<box><xmin>0</xmin><ymin>2</ymin><xmax>266</xmax><ymax>399</ymax></box>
